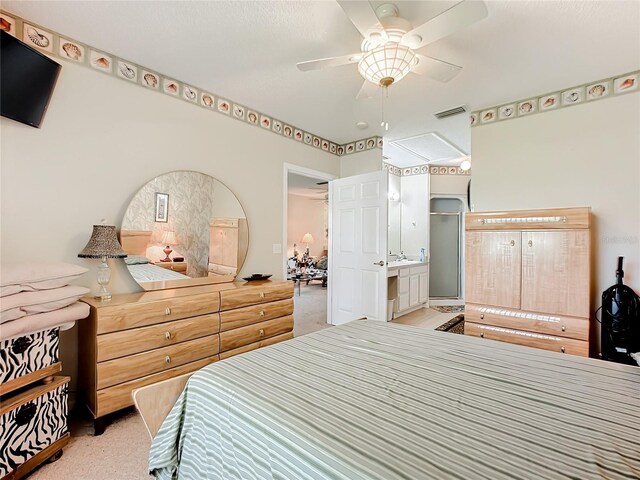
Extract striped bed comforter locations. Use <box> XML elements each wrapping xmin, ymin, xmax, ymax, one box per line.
<box><xmin>149</xmin><ymin>320</ymin><xmax>640</xmax><ymax>480</ymax></box>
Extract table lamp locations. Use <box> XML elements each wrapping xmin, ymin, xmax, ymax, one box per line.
<box><xmin>78</xmin><ymin>225</ymin><xmax>127</xmax><ymax>301</ymax></box>
<box><xmin>301</xmin><ymin>233</ymin><xmax>314</xmax><ymax>258</ymax></box>
<box><xmin>160</xmin><ymin>231</ymin><xmax>177</xmax><ymax>262</ymax></box>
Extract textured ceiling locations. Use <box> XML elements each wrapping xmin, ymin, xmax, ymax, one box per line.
<box><xmin>288</xmin><ymin>173</ymin><xmax>328</xmax><ymax>198</ymax></box>
<box><xmin>5</xmin><ymin>1</ymin><xmax>640</xmax><ymax>167</ymax></box>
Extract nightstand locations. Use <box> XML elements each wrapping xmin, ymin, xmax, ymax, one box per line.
<box><xmin>154</xmin><ymin>261</ymin><xmax>188</xmax><ymax>273</ymax></box>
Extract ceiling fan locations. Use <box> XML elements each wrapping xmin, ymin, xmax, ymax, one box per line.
<box><xmin>297</xmin><ymin>1</ymin><xmax>488</xmax><ymax>99</ymax></box>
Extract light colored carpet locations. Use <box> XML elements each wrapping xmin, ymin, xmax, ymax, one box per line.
<box><xmin>30</xmin><ymin>410</ymin><xmax>152</xmax><ymax>479</ymax></box>
<box><xmin>293</xmin><ymin>283</ymin><xmax>331</xmax><ymax>337</ymax></box>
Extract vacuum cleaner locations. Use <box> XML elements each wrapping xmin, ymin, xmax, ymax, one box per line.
<box><xmin>600</xmin><ymin>257</ymin><xmax>640</xmax><ymax>365</ymax></box>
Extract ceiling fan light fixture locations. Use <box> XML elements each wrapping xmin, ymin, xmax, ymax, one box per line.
<box><xmin>358</xmin><ymin>44</ymin><xmax>416</xmax><ymax>87</ymax></box>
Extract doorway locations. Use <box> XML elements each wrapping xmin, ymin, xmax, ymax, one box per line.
<box><xmin>282</xmin><ymin>164</ymin><xmax>336</xmax><ymax>336</ymax></box>
<box><xmin>429</xmin><ymin>196</ymin><xmax>465</xmax><ymax>303</ymax></box>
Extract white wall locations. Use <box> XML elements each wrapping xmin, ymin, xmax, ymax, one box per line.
<box><xmin>472</xmin><ymin>93</ymin><xmax>640</xmax><ymax>322</ymax></box>
<box><xmin>339</xmin><ymin>149</ymin><xmax>382</xmax><ymax>177</ymax></box>
<box><xmin>287</xmin><ymin>194</ymin><xmax>327</xmax><ymax>258</ymax></box>
<box><xmin>430</xmin><ymin>174</ymin><xmax>470</xmax><ymax>197</ymax></box>
<box><xmin>400</xmin><ymin>174</ymin><xmax>429</xmax><ymax>257</ymax></box>
<box><xmin>1</xmin><ymin>59</ymin><xmax>339</xmax><ymax>389</ymax></box>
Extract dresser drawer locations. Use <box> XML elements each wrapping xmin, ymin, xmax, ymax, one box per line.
<box><xmin>96</xmin><ymin>313</ymin><xmax>220</xmax><ymax>362</ymax></box>
<box><xmin>220</xmin><ymin>315</ymin><xmax>293</xmax><ymax>352</ymax></box>
<box><xmin>219</xmin><ymin>283</ymin><xmax>293</xmax><ymax>311</ymax></box>
<box><xmin>95</xmin><ymin>357</ymin><xmax>217</xmax><ymax>417</ymax></box>
<box><xmin>466</xmin><ymin>304</ymin><xmax>589</xmax><ymax>340</ymax></box>
<box><xmin>97</xmin><ymin>293</ymin><xmax>219</xmax><ymax>334</ymax></box>
<box><xmin>465</xmin><ymin>321</ymin><xmax>589</xmax><ymax>356</ymax></box>
<box><xmin>96</xmin><ymin>335</ymin><xmax>219</xmax><ymax>389</ymax></box>
<box><xmin>220</xmin><ymin>298</ymin><xmax>294</xmax><ymax>331</ymax></box>
<box><xmin>220</xmin><ymin>332</ymin><xmax>294</xmax><ymax>360</ymax></box>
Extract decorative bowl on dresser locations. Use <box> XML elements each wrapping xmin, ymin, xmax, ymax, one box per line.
<box><xmin>464</xmin><ymin>207</ymin><xmax>591</xmax><ymax>356</ymax></box>
<box><xmin>79</xmin><ymin>280</ymin><xmax>294</xmax><ymax>434</ymax></box>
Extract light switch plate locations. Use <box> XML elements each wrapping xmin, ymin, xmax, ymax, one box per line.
<box><xmin>272</xmin><ymin>243</ymin><xmax>282</xmax><ymax>254</ymax></box>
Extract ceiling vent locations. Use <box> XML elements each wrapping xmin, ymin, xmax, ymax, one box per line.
<box><xmin>390</xmin><ymin>132</ymin><xmax>466</xmax><ymax>163</ymax></box>
<box><xmin>434</xmin><ymin>105</ymin><xmax>467</xmax><ymax>119</ymax></box>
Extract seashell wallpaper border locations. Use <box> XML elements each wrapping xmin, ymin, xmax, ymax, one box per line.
<box><xmin>0</xmin><ymin>9</ymin><xmax>381</xmax><ymax>157</ymax></box>
<box><xmin>382</xmin><ymin>162</ymin><xmax>470</xmax><ymax>177</ymax></box>
<box><xmin>471</xmin><ymin>70</ymin><xmax>640</xmax><ymax>127</ymax></box>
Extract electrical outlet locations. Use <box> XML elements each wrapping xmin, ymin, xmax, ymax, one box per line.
<box><xmin>273</xmin><ymin>243</ymin><xmax>282</xmax><ymax>254</ymax></box>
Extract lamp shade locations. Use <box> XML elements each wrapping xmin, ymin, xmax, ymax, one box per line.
<box><xmin>161</xmin><ymin>231</ymin><xmax>177</xmax><ymax>245</ymax></box>
<box><xmin>78</xmin><ymin>225</ymin><xmax>127</xmax><ymax>259</ymax></box>
<box><xmin>301</xmin><ymin>233</ymin><xmax>314</xmax><ymax>244</ymax></box>
<box><xmin>358</xmin><ymin>44</ymin><xmax>417</xmax><ymax>87</ymax></box>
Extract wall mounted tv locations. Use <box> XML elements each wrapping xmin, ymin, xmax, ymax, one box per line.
<box><xmin>1</xmin><ymin>30</ymin><xmax>61</xmax><ymax>128</ymax></box>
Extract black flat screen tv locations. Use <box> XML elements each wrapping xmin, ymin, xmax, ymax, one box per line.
<box><xmin>1</xmin><ymin>30</ymin><xmax>61</xmax><ymax>128</ymax></box>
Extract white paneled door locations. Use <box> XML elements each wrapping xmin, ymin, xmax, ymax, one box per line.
<box><xmin>328</xmin><ymin>171</ymin><xmax>388</xmax><ymax>325</ymax></box>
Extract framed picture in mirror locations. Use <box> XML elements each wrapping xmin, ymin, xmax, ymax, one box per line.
<box><xmin>155</xmin><ymin>193</ymin><xmax>169</xmax><ymax>222</ymax></box>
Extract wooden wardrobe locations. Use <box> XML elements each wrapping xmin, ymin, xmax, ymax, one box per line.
<box><xmin>464</xmin><ymin>207</ymin><xmax>591</xmax><ymax>356</ymax></box>
<box><xmin>208</xmin><ymin>218</ymin><xmax>248</xmax><ymax>276</ymax></box>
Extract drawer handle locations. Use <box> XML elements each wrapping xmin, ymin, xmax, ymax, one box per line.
<box><xmin>165</xmin><ymin>331</ymin><xmax>172</xmax><ymax>340</ymax></box>
<box><xmin>528</xmin><ymin>240</ymin><xmax>533</xmax><ymax>247</ymax></box>
<box><xmin>16</xmin><ymin>402</ymin><xmax>37</xmax><ymax>426</ymax></box>
<box><xmin>510</xmin><ymin>240</ymin><xmax>515</xmax><ymax>247</ymax></box>
<box><xmin>165</xmin><ymin>355</ymin><xmax>171</xmax><ymax>364</ymax></box>
<box><xmin>561</xmin><ymin>325</ymin><xmax>566</xmax><ymax>332</ymax></box>
<box><xmin>560</xmin><ymin>346</ymin><xmax>565</xmax><ymax>353</ymax></box>
<box><xmin>480</xmin><ymin>314</ymin><xmax>484</xmax><ymax>320</ymax></box>
<box><xmin>259</xmin><ymin>292</ymin><xmax>265</xmax><ymax>299</ymax></box>
<box><xmin>259</xmin><ymin>329</ymin><xmax>265</xmax><ymax>337</ymax></box>
<box><xmin>165</xmin><ymin>307</ymin><xmax>171</xmax><ymax>315</ymax></box>
<box><xmin>480</xmin><ymin>332</ymin><xmax>484</xmax><ymax>338</ymax></box>
<box><xmin>259</xmin><ymin>310</ymin><xmax>265</xmax><ymax>317</ymax></box>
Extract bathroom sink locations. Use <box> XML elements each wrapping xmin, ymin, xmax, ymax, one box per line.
<box><xmin>387</xmin><ymin>260</ymin><xmax>422</xmax><ymax>269</ymax></box>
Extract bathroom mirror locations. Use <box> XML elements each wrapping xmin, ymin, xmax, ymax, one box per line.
<box><xmin>388</xmin><ymin>174</ymin><xmax>401</xmax><ymax>255</ymax></box>
<box><xmin>121</xmin><ymin>170</ymin><xmax>248</xmax><ymax>291</ymax></box>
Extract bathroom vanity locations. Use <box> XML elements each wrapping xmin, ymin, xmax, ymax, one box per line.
<box><xmin>387</xmin><ymin>260</ymin><xmax>429</xmax><ymax>318</ymax></box>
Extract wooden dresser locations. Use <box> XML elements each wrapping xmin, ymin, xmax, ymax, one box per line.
<box><xmin>79</xmin><ymin>280</ymin><xmax>293</xmax><ymax>434</ymax></box>
<box><xmin>464</xmin><ymin>207</ymin><xmax>591</xmax><ymax>356</ymax></box>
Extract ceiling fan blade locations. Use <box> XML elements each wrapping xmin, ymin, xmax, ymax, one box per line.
<box><xmin>412</xmin><ymin>55</ymin><xmax>462</xmax><ymax>82</ymax></box>
<box><xmin>401</xmin><ymin>0</ymin><xmax>488</xmax><ymax>50</ymax></box>
<box><xmin>296</xmin><ymin>53</ymin><xmax>361</xmax><ymax>72</ymax></box>
<box><xmin>356</xmin><ymin>80</ymin><xmax>379</xmax><ymax>99</ymax></box>
<box><xmin>337</xmin><ymin>1</ymin><xmax>384</xmax><ymax>40</ymax></box>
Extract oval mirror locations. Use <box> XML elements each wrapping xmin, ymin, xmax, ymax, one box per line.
<box><xmin>121</xmin><ymin>170</ymin><xmax>248</xmax><ymax>290</ymax></box>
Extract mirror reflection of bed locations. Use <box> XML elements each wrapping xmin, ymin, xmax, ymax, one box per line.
<box><xmin>121</xmin><ymin>171</ymin><xmax>249</xmax><ymax>291</ymax></box>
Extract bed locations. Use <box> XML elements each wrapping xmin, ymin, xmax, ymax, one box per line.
<box><xmin>120</xmin><ymin>230</ymin><xmax>189</xmax><ymax>284</ymax></box>
<box><xmin>148</xmin><ymin>320</ymin><xmax>640</xmax><ymax>480</ymax></box>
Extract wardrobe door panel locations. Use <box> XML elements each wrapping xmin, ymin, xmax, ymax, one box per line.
<box><xmin>521</xmin><ymin>231</ymin><xmax>590</xmax><ymax>318</ymax></box>
<box><xmin>465</xmin><ymin>231</ymin><xmax>521</xmax><ymax>309</ymax></box>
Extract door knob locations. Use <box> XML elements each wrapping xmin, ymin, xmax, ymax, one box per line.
<box><xmin>373</xmin><ymin>261</ymin><xmax>385</xmax><ymax>266</ymax></box>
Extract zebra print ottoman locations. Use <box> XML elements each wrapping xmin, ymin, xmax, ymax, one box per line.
<box><xmin>0</xmin><ymin>376</ymin><xmax>69</xmax><ymax>478</ymax></box>
<box><xmin>1</xmin><ymin>328</ymin><xmax>60</xmax><ymax>390</ymax></box>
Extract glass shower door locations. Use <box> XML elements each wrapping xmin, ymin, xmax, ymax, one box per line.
<box><xmin>429</xmin><ymin>211</ymin><xmax>461</xmax><ymax>298</ymax></box>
